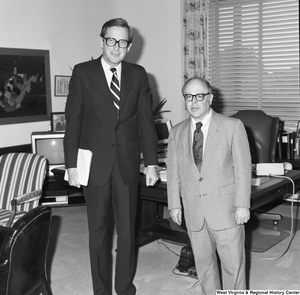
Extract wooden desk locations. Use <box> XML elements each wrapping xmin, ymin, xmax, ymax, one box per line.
<box><xmin>137</xmin><ymin>170</ymin><xmax>300</xmax><ymax>246</ymax></box>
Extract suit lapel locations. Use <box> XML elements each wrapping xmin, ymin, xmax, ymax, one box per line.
<box><xmin>180</xmin><ymin>119</ymin><xmax>199</xmax><ymax>174</ymax></box>
<box><xmin>200</xmin><ymin>111</ymin><xmax>222</xmax><ymax>176</ymax></box>
<box><xmin>182</xmin><ymin>119</ymin><xmax>192</xmax><ymax>158</ymax></box>
<box><xmin>119</xmin><ymin>62</ymin><xmax>132</xmax><ymax>114</ymax></box>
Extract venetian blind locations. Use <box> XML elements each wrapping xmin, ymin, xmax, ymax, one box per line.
<box><xmin>208</xmin><ymin>0</ymin><xmax>299</xmax><ymax>131</ymax></box>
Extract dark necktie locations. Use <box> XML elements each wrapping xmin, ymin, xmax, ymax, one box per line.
<box><xmin>193</xmin><ymin>122</ymin><xmax>203</xmax><ymax>172</ymax></box>
<box><xmin>110</xmin><ymin>68</ymin><xmax>121</xmax><ymax>115</ymax></box>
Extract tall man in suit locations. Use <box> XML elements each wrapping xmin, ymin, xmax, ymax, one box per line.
<box><xmin>167</xmin><ymin>77</ymin><xmax>252</xmax><ymax>293</ymax></box>
<box><xmin>64</xmin><ymin>18</ymin><xmax>158</xmax><ymax>295</ymax></box>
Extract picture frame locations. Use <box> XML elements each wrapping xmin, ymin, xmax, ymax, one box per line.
<box><xmin>0</xmin><ymin>47</ymin><xmax>52</xmax><ymax>125</ymax></box>
<box><xmin>54</xmin><ymin>75</ymin><xmax>70</xmax><ymax>97</ymax></box>
<box><xmin>51</xmin><ymin>112</ymin><xmax>66</xmax><ymax>133</ymax></box>
<box><xmin>296</xmin><ymin>121</ymin><xmax>300</xmax><ymax>138</ymax></box>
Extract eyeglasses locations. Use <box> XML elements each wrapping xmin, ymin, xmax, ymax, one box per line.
<box><xmin>183</xmin><ymin>93</ymin><xmax>211</xmax><ymax>102</ymax></box>
<box><xmin>103</xmin><ymin>37</ymin><xmax>129</xmax><ymax>49</ymax></box>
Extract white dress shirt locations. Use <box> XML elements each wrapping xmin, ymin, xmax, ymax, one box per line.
<box><xmin>191</xmin><ymin>108</ymin><xmax>212</xmax><ymax>156</ymax></box>
<box><xmin>101</xmin><ymin>57</ymin><xmax>122</xmax><ymax>88</ymax></box>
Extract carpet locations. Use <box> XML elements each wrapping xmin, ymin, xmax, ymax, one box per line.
<box><xmin>245</xmin><ymin>201</ymin><xmax>300</xmax><ymax>252</ymax></box>
<box><xmin>46</xmin><ymin>202</ymin><xmax>300</xmax><ymax>294</ymax></box>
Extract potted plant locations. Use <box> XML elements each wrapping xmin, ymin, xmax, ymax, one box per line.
<box><xmin>153</xmin><ymin>98</ymin><xmax>170</xmax><ymax>119</ymax></box>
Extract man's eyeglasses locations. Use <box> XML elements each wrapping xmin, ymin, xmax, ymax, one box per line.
<box><xmin>183</xmin><ymin>93</ymin><xmax>211</xmax><ymax>102</ymax></box>
<box><xmin>103</xmin><ymin>37</ymin><xmax>129</xmax><ymax>49</ymax></box>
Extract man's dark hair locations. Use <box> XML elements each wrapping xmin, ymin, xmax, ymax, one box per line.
<box><xmin>100</xmin><ymin>18</ymin><xmax>134</xmax><ymax>44</ymax></box>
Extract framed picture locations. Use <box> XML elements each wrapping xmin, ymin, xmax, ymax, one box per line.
<box><xmin>51</xmin><ymin>112</ymin><xmax>66</xmax><ymax>133</ymax></box>
<box><xmin>0</xmin><ymin>47</ymin><xmax>51</xmax><ymax>125</ymax></box>
<box><xmin>296</xmin><ymin>121</ymin><xmax>300</xmax><ymax>138</ymax></box>
<box><xmin>54</xmin><ymin>75</ymin><xmax>70</xmax><ymax>97</ymax></box>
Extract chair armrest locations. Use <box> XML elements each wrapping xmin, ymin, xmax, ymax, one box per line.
<box><xmin>6</xmin><ymin>190</ymin><xmax>42</xmax><ymax>227</ymax></box>
<box><xmin>12</xmin><ymin>189</ymin><xmax>42</xmax><ymax>205</ymax></box>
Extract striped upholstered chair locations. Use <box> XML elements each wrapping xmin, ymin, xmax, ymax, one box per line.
<box><xmin>0</xmin><ymin>153</ymin><xmax>47</xmax><ymax>227</ymax></box>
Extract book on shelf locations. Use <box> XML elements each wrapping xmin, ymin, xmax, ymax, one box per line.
<box><xmin>40</xmin><ymin>195</ymin><xmax>68</xmax><ymax>206</ymax></box>
<box><xmin>277</xmin><ymin>132</ymin><xmax>296</xmax><ymax>160</ymax></box>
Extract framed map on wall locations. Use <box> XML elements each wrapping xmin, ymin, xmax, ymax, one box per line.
<box><xmin>0</xmin><ymin>48</ymin><xmax>51</xmax><ymax>125</ymax></box>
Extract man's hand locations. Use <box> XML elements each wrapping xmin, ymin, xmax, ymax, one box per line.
<box><xmin>235</xmin><ymin>207</ymin><xmax>250</xmax><ymax>225</ymax></box>
<box><xmin>145</xmin><ymin>166</ymin><xmax>158</xmax><ymax>186</ymax></box>
<box><xmin>170</xmin><ymin>208</ymin><xmax>182</xmax><ymax>226</ymax></box>
<box><xmin>67</xmin><ymin>168</ymin><xmax>81</xmax><ymax>188</ymax></box>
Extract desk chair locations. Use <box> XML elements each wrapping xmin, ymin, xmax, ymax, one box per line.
<box><xmin>232</xmin><ymin>110</ymin><xmax>279</xmax><ymax>163</ymax></box>
<box><xmin>0</xmin><ymin>153</ymin><xmax>47</xmax><ymax>227</ymax></box>
<box><xmin>0</xmin><ymin>205</ymin><xmax>52</xmax><ymax>295</ymax></box>
<box><xmin>232</xmin><ymin>110</ymin><xmax>281</xmax><ymax>222</ymax></box>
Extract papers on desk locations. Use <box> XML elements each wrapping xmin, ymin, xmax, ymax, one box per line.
<box><xmin>157</xmin><ymin>168</ymin><xmax>167</xmax><ymax>182</ymax></box>
<box><xmin>64</xmin><ymin>148</ymin><xmax>93</xmax><ymax>186</ymax></box>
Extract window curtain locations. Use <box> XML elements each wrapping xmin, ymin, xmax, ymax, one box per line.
<box><xmin>183</xmin><ymin>0</ymin><xmax>209</xmax><ymax>81</ymax></box>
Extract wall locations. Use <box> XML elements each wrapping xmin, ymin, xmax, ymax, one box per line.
<box><xmin>0</xmin><ymin>0</ymin><xmax>183</xmax><ymax>148</ymax></box>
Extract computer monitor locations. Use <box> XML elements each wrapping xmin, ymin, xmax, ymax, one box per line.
<box><xmin>31</xmin><ymin>131</ymin><xmax>65</xmax><ymax>176</ymax></box>
<box><xmin>155</xmin><ymin>119</ymin><xmax>172</xmax><ymax>145</ymax></box>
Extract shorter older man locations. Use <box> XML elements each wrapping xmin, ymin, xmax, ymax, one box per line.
<box><xmin>167</xmin><ymin>77</ymin><xmax>252</xmax><ymax>293</ymax></box>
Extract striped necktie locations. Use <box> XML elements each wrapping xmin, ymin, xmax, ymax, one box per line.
<box><xmin>110</xmin><ymin>68</ymin><xmax>121</xmax><ymax>115</ymax></box>
<box><xmin>193</xmin><ymin>122</ymin><xmax>203</xmax><ymax>172</ymax></box>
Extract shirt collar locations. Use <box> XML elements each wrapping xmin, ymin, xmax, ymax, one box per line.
<box><xmin>191</xmin><ymin>108</ymin><xmax>212</xmax><ymax>130</ymax></box>
<box><xmin>101</xmin><ymin>57</ymin><xmax>121</xmax><ymax>76</ymax></box>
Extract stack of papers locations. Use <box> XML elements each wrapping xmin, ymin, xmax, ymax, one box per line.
<box><xmin>157</xmin><ymin>167</ymin><xmax>167</xmax><ymax>182</ymax></box>
<box><xmin>64</xmin><ymin>148</ymin><xmax>93</xmax><ymax>186</ymax></box>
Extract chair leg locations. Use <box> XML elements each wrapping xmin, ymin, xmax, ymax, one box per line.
<box><xmin>253</xmin><ymin>211</ymin><xmax>282</xmax><ymax>225</ymax></box>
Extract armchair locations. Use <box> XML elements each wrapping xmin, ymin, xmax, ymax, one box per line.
<box><xmin>0</xmin><ymin>205</ymin><xmax>52</xmax><ymax>295</ymax></box>
<box><xmin>0</xmin><ymin>153</ymin><xmax>47</xmax><ymax>227</ymax></box>
<box><xmin>232</xmin><ymin>110</ymin><xmax>282</xmax><ymax>222</ymax></box>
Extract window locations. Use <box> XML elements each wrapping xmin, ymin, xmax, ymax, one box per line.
<box><xmin>208</xmin><ymin>0</ymin><xmax>299</xmax><ymax>131</ymax></box>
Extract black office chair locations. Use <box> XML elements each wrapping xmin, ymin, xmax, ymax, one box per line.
<box><xmin>232</xmin><ymin>110</ymin><xmax>280</xmax><ymax>164</ymax></box>
<box><xmin>232</xmin><ymin>110</ymin><xmax>282</xmax><ymax>222</ymax></box>
<box><xmin>0</xmin><ymin>206</ymin><xmax>52</xmax><ymax>295</ymax></box>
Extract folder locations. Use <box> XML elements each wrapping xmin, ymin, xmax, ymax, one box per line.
<box><xmin>64</xmin><ymin>148</ymin><xmax>93</xmax><ymax>186</ymax></box>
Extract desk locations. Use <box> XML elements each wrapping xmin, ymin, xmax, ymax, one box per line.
<box><xmin>137</xmin><ymin>170</ymin><xmax>300</xmax><ymax>246</ymax></box>
<box><xmin>51</xmin><ymin>168</ymin><xmax>300</xmax><ymax>247</ymax></box>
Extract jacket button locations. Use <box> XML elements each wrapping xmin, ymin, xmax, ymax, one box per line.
<box><xmin>199</xmin><ymin>177</ymin><xmax>203</xmax><ymax>181</ymax></box>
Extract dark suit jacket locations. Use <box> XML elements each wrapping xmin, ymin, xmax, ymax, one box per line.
<box><xmin>64</xmin><ymin>57</ymin><xmax>158</xmax><ymax>186</ymax></box>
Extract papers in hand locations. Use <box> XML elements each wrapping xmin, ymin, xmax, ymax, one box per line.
<box><xmin>64</xmin><ymin>148</ymin><xmax>93</xmax><ymax>186</ymax></box>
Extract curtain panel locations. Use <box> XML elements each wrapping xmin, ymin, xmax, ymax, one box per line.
<box><xmin>183</xmin><ymin>0</ymin><xmax>209</xmax><ymax>82</ymax></box>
